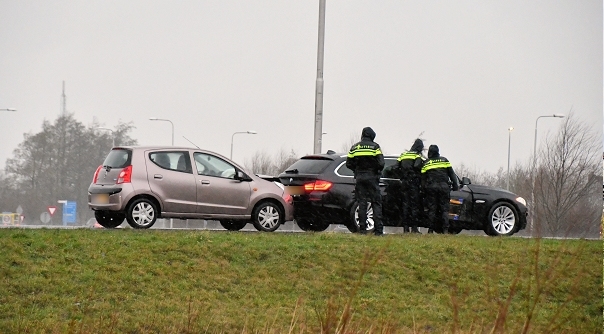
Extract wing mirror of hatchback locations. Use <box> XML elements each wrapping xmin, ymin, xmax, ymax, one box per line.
<box><xmin>235</xmin><ymin>170</ymin><xmax>253</xmax><ymax>182</ymax></box>
<box><xmin>461</xmin><ymin>177</ymin><xmax>471</xmax><ymax>186</ymax></box>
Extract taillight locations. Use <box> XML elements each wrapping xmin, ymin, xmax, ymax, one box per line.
<box><xmin>116</xmin><ymin>165</ymin><xmax>132</xmax><ymax>184</ymax></box>
<box><xmin>92</xmin><ymin>165</ymin><xmax>102</xmax><ymax>183</ymax></box>
<box><xmin>303</xmin><ymin>180</ymin><xmax>333</xmax><ymax>192</ymax></box>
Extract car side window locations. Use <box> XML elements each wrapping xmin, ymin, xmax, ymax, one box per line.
<box><xmin>193</xmin><ymin>153</ymin><xmax>236</xmax><ymax>179</ymax></box>
<box><xmin>149</xmin><ymin>152</ymin><xmax>192</xmax><ymax>173</ymax></box>
<box><xmin>335</xmin><ymin>161</ymin><xmax>354</xmax><ymax>177</ymax></box>
<box><xmin>381</xmin><ymin>158</ymin><xmax>400</xmax><ymax>179</ymax></box>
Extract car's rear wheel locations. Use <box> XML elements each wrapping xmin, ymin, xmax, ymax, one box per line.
<box><xmin>349</xmin><ymin>202</ymin><xmax>375</xmax><ymax>233</ymax></box>
<box><xmin>94</xmin><ymin>210</ymin><xmax>125</xmax><ymax>228</ymax></box>
<box><xmin>484</xmin><ymin>202</ymin><xmax>519</xmax><ymax>236</ymax></box>
<box><xmin>220</xmin><ymin>220</ymin><xmax>248</xmax><ymax>231</ymax></box>
<box><xmin>126</xmin><ymin>198</ymin><xmax>158</xmax><ymax>229</ymax></box>
<box><xmin>252</xmin><ymin>202</ymin><xmax>282</xmax><ymax>232</ymax></box>
<box><xmin>295</xmin><ymin>218</ymin><xmax>330</xmax><ymax>232</ymax></box>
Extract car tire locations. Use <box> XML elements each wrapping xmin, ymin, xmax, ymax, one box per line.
<box><xmin>220</xmin><ymin>220</ymin><xmax>248</xmax><ymax>231</ymax></box>
<box><xmin>484</xmin><ymin>202</ymin><xmax>519</xmax><ymax>236</ymax></box>
<box><xmin>252</xmin><ymin>202</ymin><xmax>282</xmax><ymax>232</ymax></box>
<box><xmin>125</xmin><ymin>198</ymin><xmax>158</xmax><ymax>229</ymax></box>
<box><xmin>295</xmin><ymin>218</ymin><xmax>330</xmax><ymax>232</ymax></box>
<box><xmin>448</xmin><ymin>226</ymin><xmax>463</xmax><ymax>234</ymax></box>
<box><xmin>349</xmin><ymin>202</ymin><xmax>376</xmax><ymax>233</ymax></box>
<box><xmin>94</xmin><ymin>210</ymin><xmax>125</xmax><ymax>228</ymax></box>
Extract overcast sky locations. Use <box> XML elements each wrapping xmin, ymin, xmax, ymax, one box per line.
<box><xmin>0</xmin><ymin>1</ymin><xmax>601</xmax><ymax>174</ymax></box>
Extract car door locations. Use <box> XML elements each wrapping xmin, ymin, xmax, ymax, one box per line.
<box><xmin>193</xmin><ymin>152</ymin><xmax>251</xmax><ymax>215</ymax></box>
<box><xmin>449</xmin><ymin>187</ymin><xmax>473</xmax><ymax>224</ymax></box>
<box><xmin>146</xmin><ymin>150</ymin><xmax>197</xmax><ymax>214</ymax></box>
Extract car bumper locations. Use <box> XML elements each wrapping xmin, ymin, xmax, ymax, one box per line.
<box><xmin>88</xmin><ymin>184</ymin><xmax>135</xmax><ymax>212</ymax></box>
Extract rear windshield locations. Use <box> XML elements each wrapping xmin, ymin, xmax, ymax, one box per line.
<box><xmin>283</xmin><ymin>158</ymin><xmax>333</xmax><ymax>175</ymax></box>
<box><xmin>102</xmin><ymin>149</ymin><xmax>131</xmax><ymax>168</ymax></box>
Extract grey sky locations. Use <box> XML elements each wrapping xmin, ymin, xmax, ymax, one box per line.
<box><xmin>0</xmin><ymin>1</ymin><xmax>601</xmax><ymax>174</ymax></box>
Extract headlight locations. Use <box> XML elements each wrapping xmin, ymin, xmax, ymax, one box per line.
<box><xmin>515</xmin><ymin>197</ymin><xmax>527</xmax><ymax>206</ymax></box>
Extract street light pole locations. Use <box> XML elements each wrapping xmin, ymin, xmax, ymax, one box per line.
<box><xmin>149</xmin><ymin>117</ymin><xmax>174</xmax><ymax>145</ymax></box>
<box><xmin>96</xmin><ymin>127</ymin><xmax>115</xmax><ymax>147</ymax></box>
<box><xmin>231</xmin><ymin>131</ymin><xmax>257</xmax><ymax>160</ymax></box>
<box><xmin>530</xmin><ymin>113</ymin><xmax>565</xmax><ymax>235</ymax></box>
<box><xmin>313</xmin><ymin>0</ymin><xmax>326</xmax><ymax>154</ymax></box>
<box><xmin>507</xmin><ymin>127</ymin><xmax>513</xmax><ymax>190</ymax></box>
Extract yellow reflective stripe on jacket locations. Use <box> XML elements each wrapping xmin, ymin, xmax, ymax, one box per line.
<box><xmin>397</xmin><ymin>152</ymin><xmax>421</xmax><ymax>161</ymax></box>
<box><xmin>347</xmin><ymin>146</ymin><xmax>382</xmax><ymax>158</ymax></box>
<box><xmin>421</xmin><ymin>160</ymin><xmax>452</xmax><ymax>173</ymax></box>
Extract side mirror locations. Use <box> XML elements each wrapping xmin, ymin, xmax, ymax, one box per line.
<box><xmin>461</xmin><ymin>177</ymin><xmax>471</xmax><ymax>186</ymax></box>
<box><xmin>235</xmin><ymin>170</ymin><xmax>252</xmax><ymax>182</ymax></box>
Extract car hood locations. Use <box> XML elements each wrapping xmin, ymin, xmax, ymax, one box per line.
<box><xmin>465</xmin><ymin>184</ymin><xmax>518</xmax><ymax>198</ymax></box>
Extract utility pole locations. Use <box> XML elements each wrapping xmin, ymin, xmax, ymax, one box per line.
<box><xmin>61</xmin><ymin>81</ymin><xmax>67</xmax><ymax>116</ymax></box>
<box><xmin>313</xmin><ymin>0</ymin><xmax>326</xmax><ymax>154</ymax></box>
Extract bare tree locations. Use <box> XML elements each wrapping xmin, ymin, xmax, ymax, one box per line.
<box><xmin>245</xmin><ymin>148</ymin><xmax>299</xmax><ymax>176</ymax></box>
<box><xmin>534</xmin><ymin>112</ymin><xmax>601</xmax><ymax>237</ymax></box>
<box><xmin>339</xmin><ymin>131</ymin><xmax>359</xmax><ymax>153</ymax></box>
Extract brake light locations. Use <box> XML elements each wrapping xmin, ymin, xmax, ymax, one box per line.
<box><xmin>92</xmin><ymin>165</ymin><xmax>102</xmax><ymax>183</ymax></box>
<box><xmin>116</xmin><ymin>165</ymin><xmax>132</xmax><ymax>184</ymax></box>
<box><xmin>304</xmin><ymin>180</ymin><xmax>333</xmax><ymax>192</ymax></box>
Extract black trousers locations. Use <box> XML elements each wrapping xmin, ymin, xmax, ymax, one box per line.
<box><xmin>355</xmin><ymin>173</ymin><xmax>383</xmax><ymax>234</ymax></box>
<box><xmin>400</xmin><ymin>178</ymin><xmax>422</xmax><ymax>229</ymax></box>
<box><xmin>424</xmin><ymin>184</ymin><xmax>450</xmax><ymax>233</ymax></box>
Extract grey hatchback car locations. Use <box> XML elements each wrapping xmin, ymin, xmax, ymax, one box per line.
<box><xmin>88</xmin><ymin>146</ymin><xmax>293</xmax><ymax>231</ymax></box>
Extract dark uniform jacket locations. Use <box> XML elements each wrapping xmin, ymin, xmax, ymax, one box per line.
<box><xmin>397</xmin><ymin>138</ymin><xmax>425</xmax><ymax>182</ymax></box>
<box><xmin>421</xmin><ymin>145</ymin><xmax>459</xmax><ymax>191</ymax></box>
<box><xmin>346</xmin><ymin>127</ymin><xmax>385</xmax><ymax>176</ymax></box>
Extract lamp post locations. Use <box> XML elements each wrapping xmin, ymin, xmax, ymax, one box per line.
<box><xmin>96</xmin><ymin>127</ymin><xmax>115</xmax><ymax>147</ymax></box>
<box><xmin>230</xmin><ymin>131</ymin><xmax>257</xmax><ymax>160</ymax></box>
<box><xmin>0</xmin><ymin>108</ymin><xmax>16</xmax><ymax>112</ymax></box>
<box><xmin>313</xmin><ymin>0</ymin><xmax>326</xmax><ymax>154</ymax></box>
<box><xmin>149</xmin><ymin>117</ymin><xmax>174</xmax><ymax>145</ymax></box>
<box><xmin>507</xmin><ymin>127</ymin><xmax>513</xmax><ymax>190</ymax></box>
<box><xmin>530</xmin><ymin>113</ymin><xmax>565</xmax><ymax>235</ymax></box>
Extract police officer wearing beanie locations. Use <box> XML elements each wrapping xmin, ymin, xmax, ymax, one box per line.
<box><xmin>346</xmin><ymin>127</ymin><xmax>385</xmax><ymax>235</ymax></box>
<box><xmin>421</xmin><ymin>145</ymin><xmax>459</xmax><ymax>234</ymax></box>
<box><xmin>397</xmin><ymin>138</ymin><xmax>425</xmax><ymax>233</ymax></box>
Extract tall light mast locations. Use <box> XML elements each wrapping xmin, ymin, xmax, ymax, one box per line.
<box><xmin>313</xmin><ymin>0</ymin><xmax>326</xmax><ymax>154</ymax></box>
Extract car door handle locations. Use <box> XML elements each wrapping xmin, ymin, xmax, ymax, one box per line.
<box><xmin>154</xmin><ymin>174</ymin><xmax>163</xmax><ymax>179</ymax></box>
<box><xmin>201</xmin><ymin>180</ymin><xmax>210</xmax><ymax>185</ymax></box>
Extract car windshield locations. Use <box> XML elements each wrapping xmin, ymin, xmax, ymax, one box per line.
<box><xmin>103</xmin><ymin>148</ymin><xmax>131</xmax><ymax>168</ymax></box>
<box><xmin>284</xmin><ymin>158</ymin><xmax>333</xmax><ymax>174</ymax></box>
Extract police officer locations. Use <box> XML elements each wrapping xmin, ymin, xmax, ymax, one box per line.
<box><xmin>346</xmin><ymin>127</ymin><xmax>385</xmax><ymax>235</ymax></box>
<box><xmin>397</xmin><ymin>138</ymin><xmax>425</xmax><ymax>233</ymax></box>
<box><xmin>421</xmin><ymin>145</ymin><xmax>459</xmax><ymax>234</ymax></box>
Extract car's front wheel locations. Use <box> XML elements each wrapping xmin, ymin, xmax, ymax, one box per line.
<box><xmin>349</xmin><ymin>202</ymin><xmax>375</xmax><ymax>233</ymax></box>
<box><xmin>484</xmin><ymin>202</ymin><xmax>519</xmax><ymax>236</ymax></box>
<box><xmin>126</xmin><ymin>198</ymin><xmax>158</xmax><ymax>229</ymax></box>
<box><xmin>220</xmin><ymin>220</ymin><xmax>248</xmax><ymax>231</ymax></box>
<box><xmin>94</xmin><ymin>210</ymin><xmax>125</xmax><ymax>228</ymax></box>
<box><xmin>295</xmin><ymin>218</ymin><xmax>330</xmax><ymax>232</ymax></box>
<box><xmin>252</xmin><ymin>202</ymin><xmax>282</xmax><ymax>232</ymax></box>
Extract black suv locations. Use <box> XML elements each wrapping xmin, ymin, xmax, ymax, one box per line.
<box><xmin>278</xmin><ymin>152</ymin><xmax>528</xmax><ymax>236</ymax></box>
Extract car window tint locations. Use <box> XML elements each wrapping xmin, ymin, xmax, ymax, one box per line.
<box><xmin>194</xmin><ymin>153</ymin><xmax>236</xmax><ymax>179</ymax></box>
<box><xmin>381</xmin><ymin>158</ymin><xmax>400</xmax><ymax>178</ymax></box>
<box><xmin>285</xmin><ymin>158</ymin><xmax>332</xmax><ymax>174</ymax></box>
<box><xmin>335</xmin><ymin>162</ymin><xmax>354</xmax><ymax>177</ymax></box>
<box><xmin>150</xmin><ymin>152</ymin><xmax>191</xmax><ymax>173</ymax></box>
<box><xmin>103</xmin><ymin>149</ymin><xmax>131</xmax><ymax>168</ymax></box>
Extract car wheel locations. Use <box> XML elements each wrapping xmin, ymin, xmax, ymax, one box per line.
<box><xmin>349</xmin><ymin>202</ymin><xmax>376</xmax><ymax>233</ymax></box>
<box><xmin>484</xmin><ymin>202</ymin><xmax>519</xmax><ymax>236</ymax></box>
<box><xmin>295</xmin><ymin>218</ymin><xmax>330</xmax><ymax>232</ymax></box>
<box><xmin>126</xmin><ymin>198</ymin><xmax>158</xmax><ymax>229</ymax></box>
<box><xmin>252</xmin><ymin>202</ymin><xmax>282</xmax><ymax>232</ymax></box>
<box><xmin>448</xmin><ymin>226</ymin><xmax>463</xmax><ymax>234</ymax></box>
<box><xmin>94</xmin><ymin>211</ymin><xmax>125</xmax><ymax>228</ymax></box>
<box><xmin>220</xmin><ymin>220</ymin><xmax>248</xmax><ymax>231</ymax></box>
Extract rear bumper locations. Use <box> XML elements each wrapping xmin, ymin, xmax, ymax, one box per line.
<box><xmin>88</xmin><ymin>184</ymin><xmax>135</xmax><ymax>212</ymax></box>
<box><xmin>291</xmin><ymin>200</ymin><xmax>348</xmax><ymax>225</ymax></box>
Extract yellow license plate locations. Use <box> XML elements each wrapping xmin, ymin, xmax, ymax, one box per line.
<box><xmin>93</xmin><ymin>194</ymin><xmax>109</xmax><ymax>204</ymax></box>
<box><xmin>285</xmin><ymin>186</ymin><xmax>304</xmax><ymax>195</ymax></box>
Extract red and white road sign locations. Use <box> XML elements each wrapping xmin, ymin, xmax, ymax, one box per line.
<box><xmin>48</xmin><ymin>206</ymin><xmax>57</xmax><ymax>216</ymax></box>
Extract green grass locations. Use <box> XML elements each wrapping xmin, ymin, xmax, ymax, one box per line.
<box><xmin>0</xmin><ymin>229</ymin><xmax>600</xmax><ymax>333</ymax></box>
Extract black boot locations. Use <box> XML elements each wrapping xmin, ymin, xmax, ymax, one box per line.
<box><xmin>411</xmin><ymin>226</ymin><xmax>421</xmax><ymax>234</ymax></box>
<box><xmin>403</xmin><ymin>226</ymin><xmax>410</xmax><ymax>233</ymax></box>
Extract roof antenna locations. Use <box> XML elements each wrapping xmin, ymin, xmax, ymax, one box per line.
<box><xmin>182</xmin><ymin>136</ymin><xmax>200</xmax><ymax>149</ymax></box>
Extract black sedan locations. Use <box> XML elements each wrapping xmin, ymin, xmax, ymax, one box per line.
<box><xmin>278</xmin><ymin>152</ymin><xmax>528</xmax><ymax>236</ymax></box>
